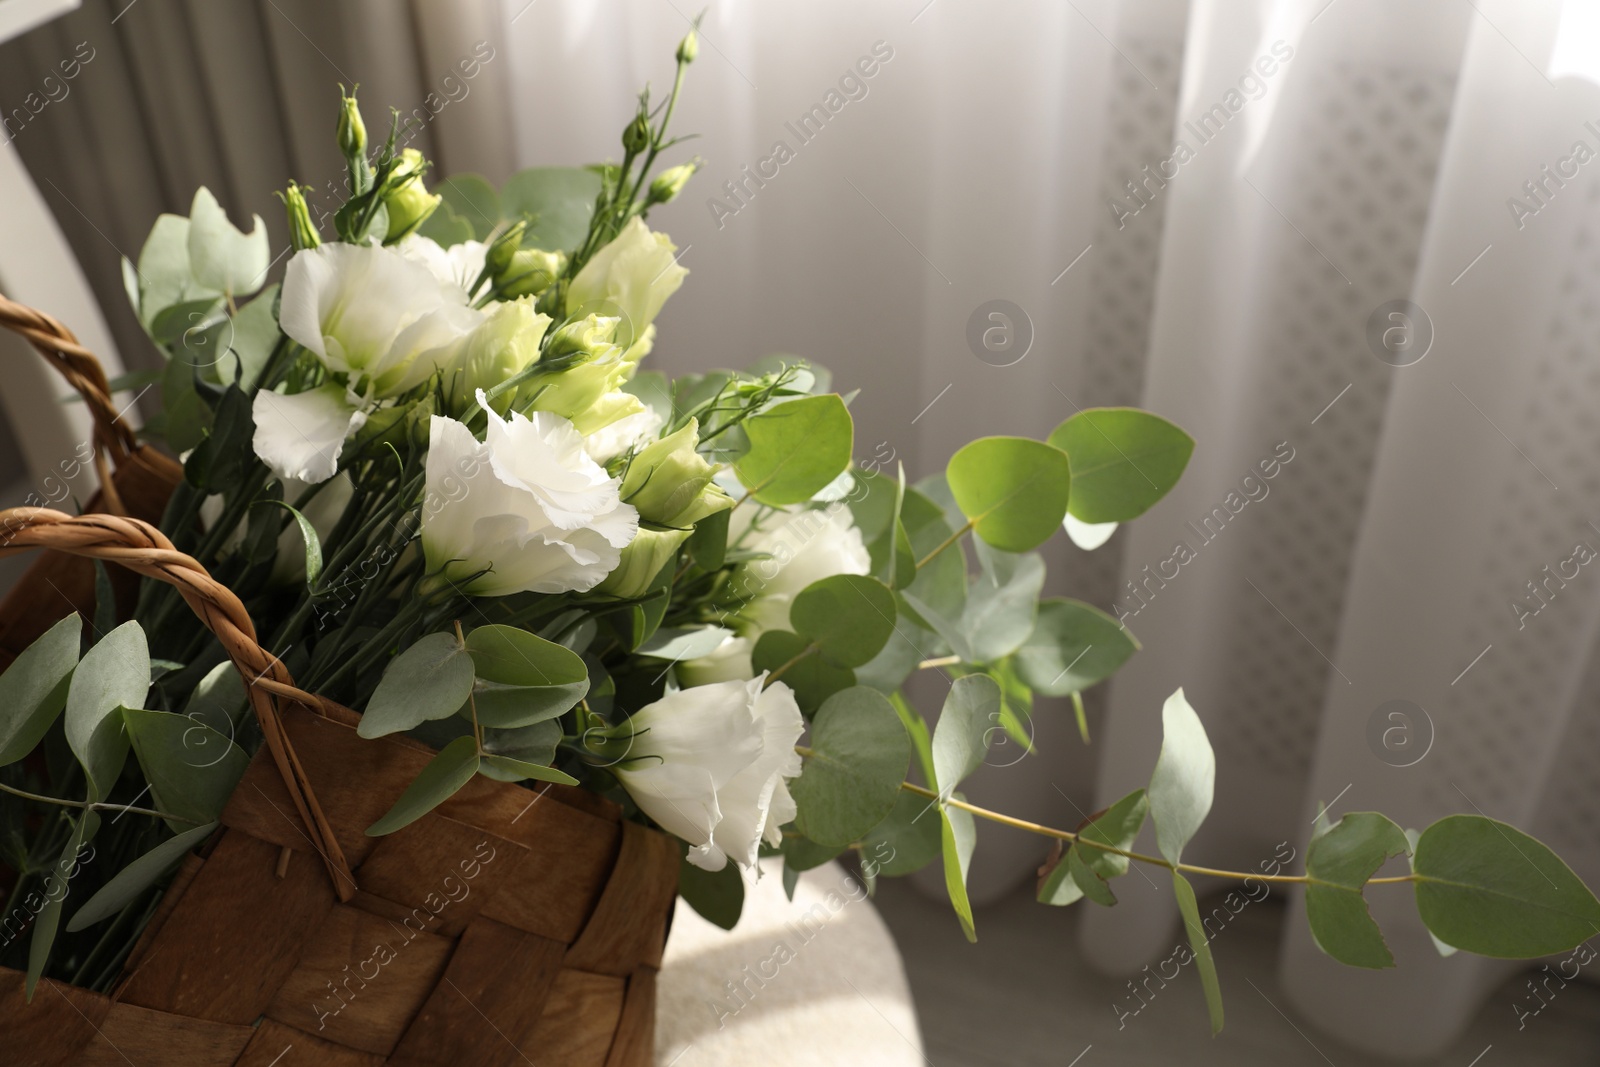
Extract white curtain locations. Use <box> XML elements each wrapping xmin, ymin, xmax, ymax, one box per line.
<box><xmin>5</xmin><ymin>0</ymin><xmax>1600</xmax><ymax>1057</ymax></box>
<box><xmin>499</xmin><ymin>0</ymin><xmax>1600</xmax><ymax>1058</ymax></box>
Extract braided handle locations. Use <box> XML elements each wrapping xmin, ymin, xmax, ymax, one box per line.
<box><xmin>0</xmin><ymin>509</ymin><xmax>355</xmax><ymax>896</ymax></box>
<box><xmin>0</xmin><ymin>294</ymin><xmax>138</xmax><ymax>471</ymax></box>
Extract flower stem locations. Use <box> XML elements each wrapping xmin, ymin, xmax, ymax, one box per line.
<box><xmin>765</xmin><ymin>642</ymin><xmax>819</xmax><ymax>686</ymax></box>
<box><xmin>0</xmin><ymin>782</ymin><xmax>202</xmax><ymax>825</ymax></box>
<box><xmin>916</xmin><ymin>518</ymin><xmax>975</xmax><ymax>570</ymax></box>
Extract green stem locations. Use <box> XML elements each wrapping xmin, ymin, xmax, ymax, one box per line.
<box><xmin>0</xmin><ymin>782</ymin><xmax>201</xmax><ymax>825</ymax></box>
<box><xmin>765</xmin><ymin>642</ymin><xmax>818</xmax><ymax>686</ymax></box>
<box><xmin>916</xmin><ymin>518</ymin><xmax>975</xmax><ymax>570</ymax></box>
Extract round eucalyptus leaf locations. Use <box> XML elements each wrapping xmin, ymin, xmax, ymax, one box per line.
<box><xmin>1413</xmin><ymin>814</ymin><xmax>1600</xmax><ymax>958</ymax></box>
<box><xmin>358</xmin><ymin>632</ymin><xmax>475</xmax><ymax>739</ymax></box>
<box><xmin>791</xmin><ymin>687</ymin><xmax>911</xmax><ymax>847</ymax></box>
<box><xmin>791</xmin><ymin>574</ymin><xmax>897</xmax><ymax>668</ymax></box>
<box><xmin>945</xmin><ymin>436</ymin><xmax>1072</xmax><ymax>553</ymax></box>
<box><xmin>1047</xmin><ymin>407</ymin><xmax>1193</xmax><ymax>524</ymax></box>
<box><xmin>733</xmin><ymin>393</ymin><xmax>854</xmax><ymax>506</ymax></box>
<box><xmin>1012</xmin><ymin>598</ymin><xmax>1138</xmax><ymax>696</ymax></box>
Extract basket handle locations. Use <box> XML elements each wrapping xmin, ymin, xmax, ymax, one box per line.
<box><xmin>0</xmin><ymin>508</ymin><xmax>355</xmax><ymax>897</ymax></box>
<box><xmin>0</xmin><ymin>293</ymin><xmax>141</xmax><ymax>512</ymax></box>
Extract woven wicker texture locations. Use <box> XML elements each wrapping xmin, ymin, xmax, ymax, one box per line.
<box><xmin>0</xmin><ymin>296</ymin><xmax>677</xmax><ymax>1065</ymax></box>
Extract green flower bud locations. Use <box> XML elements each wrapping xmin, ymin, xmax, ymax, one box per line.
<box><xmin>280</xmin><ymin>182</ymin><xmax>321</xmax><ymax>250</ymax></box>
<box><xmin>597</xmin><ymin>527</ymin><xmax>691</xmax><ymax>598</ymax></box>
<box><xmin>337</xmin><ymin>88</ymin><xmax>367</xmax><ymax>160</ymax></box>
<box><xmin>486</xmin><ymin>219</ymin><xmax>528</xmax><ymax>277</ymax></box>
<box><xmin>545</xmin><ymin>314</ymin><xmax>621</xmax><ymax>360</ymax></box>
<box><xmin>677</xmin><ymin>29</ymin><xmax>698</xmax><ymax>65</ymax></box>
<box><xmin>619</xmin><ymin>418</ymin><xmax>734</xmax><ymax>527</ymax></box>
<box><xmin>497</xmin><ymin>247</ymin><xmax>565</xmax><ymax>299</ymax></box>
<box><xmin>382</xmin><ymin>149</ymin><xmax>441</xmax><ymax>241</ymax></box>
<box><xmin>623</xmin><ymin>114</ymin><xmax>652</xmax><ymax>154</ymax></box>
<box><xmin>648</xmin><ymin>162</ymin><xmax>698</xmax><ymax>206</ymax></box>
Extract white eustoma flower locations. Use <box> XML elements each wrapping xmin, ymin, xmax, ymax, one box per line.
<box><xmin>613</xmin><ymin>676</ymin><xmax>804</xmax><ymax>872</ymax></box>
<box><xmin>252</xmin><ymin>383</ymin><xmax>368</xmax><ymax>484</ymax></box>
<box><xmin>395</xmin><ymin>234</ymin><xmax>489</xmax><ymax>294</ymax></box>
<box><xmin>678</xmin><ymin>634</ymin><xmax>754</xmax><ymax>688</ymax></box>
<box><xmin>567</xmin><ymin>217</ymin><xmax>688</xmax><ymax>348</ymax></box>
<box><xmin>732</xmin><ymin>503</ymin><xmax>871</xmax><ymax>637</ymax></box>
<box><xmin>278</xmin><ymin>241</ymin><xmax>480</xmax><ymax>393</ymax></box>
<box><xmin>582</xmin><ymin>405</ymin><xmax>665</xmax><ymax>464</ymax></box>
<box><xmin>421</xmin><ymin>391</ymin><xmax>639</xmax><ymax>597</ymax></box>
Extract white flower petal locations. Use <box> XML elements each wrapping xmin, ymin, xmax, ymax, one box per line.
<box><xmin>251</xmin><ymin>384</ymin><xmax>366</xmax><ymax>484</ymax></box>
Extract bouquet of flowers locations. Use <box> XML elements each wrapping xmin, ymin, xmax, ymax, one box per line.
<box><xmin>0</xmin><ymin>25</ymin><xmax>1594</xmax><ymax>1055</ymax></box>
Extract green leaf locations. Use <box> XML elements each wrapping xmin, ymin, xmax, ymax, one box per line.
<box><xmin>733</xmin><ymin>394</ymin><xmax>854</xmax><ymax>506</ymax></box>
<box><xmin>962</xmin><ymin>553</ymin><xmax>1045</xmax><ymax>663</ymax></box>
<box><xmin>436</xmin><ymin>174</ymin><xmax>502</xmax><ymax>241</ymax></box>
<box><xmin>92</xmin><ymin>562</ymin><xmax>116</xmax><ymax>644</ymax></box>
<box><xmin>853</xmin><ymin>619</ymin><xmax>931</xmax><ymax>695</ymax></box>
<box><xmin>465</xmin><ymin>624</ymin><xmax>590</xmax><ymax>729</ymax></box>
<box><xmin>859</xmin><ymin>789</ymin><xmax>943</xmax><ymax>877</ymax></box>
<box><xmin>891</xmin><ymin>692</ymin><xmax>936</xmax><ymax>786</ymax></box>
<box><xmin>261</xmin><ymin>500</ymin><xmax>323</xmax><ymax>586</ymax></box>
<box><xmin>187</xmin><ymin>187</ymin><xmax>268</xmax><ymax>296</ymax></box>
<box><xmin>791</xmin><ymin>687</ymin><xmax>911</xmax><ymax>847</ymax></box>
<box><xmin>1412</xmin><ymin>815</ymin><xmax>1600</xmax><ymax>958</ymax></box>
<box><xmin>501</xmin><ymin>166</ymin><xmax>604</xmax><ymax>252</ymax></box>
<box><xmin>26</xmin><ymin>811</ymin><xmax>98</xmax><ymax>999</ymax></box>
<box><xmin>791</xmin><ymin>574</ymin><xmax>897</xmax><ymax>668</ymax></box>
<box><xmin>940</xmin><ymin>801</ymin><xmax>977</xmax><ymax>942</ymax></box>
<box><xmin>679</xmin><ymin>853</ymin><xmax>746</xmax><ymax>931</ymax></box>
<box><xmin>1076</xmin><ymin>789</ymin><xmax>1149</xmax><ymax>880</ymax></box>
<box><xmin>1069</xmin><ymin>846</ymin><xmax>1117</xmax><ymax>906</ymax></box>
<box><xmin>479</xmin><ymin>720</ymin><xmax>562</xmax><ymax>777</ymax></box>
<box><xmin>931</xmin><ymin>674</ymin><xmax>1001</xmax><ymax>796</ymax></box>
<box><xmin>1304</xmin><ymin>812</ymin><xmax>1410</xmax><ymax>969</ymax></box>
<box><xmin>1147</xmin><ymin>688</ymin><xmax>1213</xmax><ymax>865</ymax></box>
<box><xmin>358</xmin><ymin>632</ymin><xmax>476</xmax><ymax>739</ymax></box>
<box><xmin>415</xmin><ymin>199</ymin><xmax>475</xmax><ymax>246</ymax></box>
<box><xmin>366</xmin><ymin>735</ymin><xmax>481</xmax><ymax>836</ymax></box>
<box><xmin>899</xmin><ymin>488</ymin><xmax>966</xmax><ymax>626</ymax></box>
<box><xmin>136</xmin><ymin>214</ymin><xmax>217</xmax><ymax>329</ymax></box>
<box><xmin>751</xmin><ymin>630</ymin><xmax>854</xmax><ymax>715</ymax></box>
<box><xmin>1038</xmin><ymin>844</ymin><xmax>1084</xmax><ymax>907</ymax></box>
<box><xmin>0</xmin><ymin>613</ymin><xmax>80</xmax><ymax>766</ymax></box>
<box><xmin>782</xmin><ymin>833</ymin><xmax>845</xmax><ymax>872</ymax></box>
<box><xmin>687</xmin><ymin>507</ymin><xmax>730</xmax><ymax>571</ymax></box>
<box><xmin>66</xmin><ymin>820</ymin><xmax>217</xmax><ymax>933</ymax></box>
<box><xmin>634</xmin><ymin>626</ymin><xmax>735</xmax><ymax>662</ymax></box>
<box><xmin>1047</xmin><ymin>407</ymin><xmax>1194</xmax><ymax>523</ymax></box>
<box><xmin>1173</xmin><ymin>871</ymin><xmax>1224</xmax><ymax>1035</ymax></box>
<box><xmin>181</xmin><ymin>660</ymin><xmax>248</xmax><ymax>736</ymax></box>
<box><xmin>1404</xmin><ymin>827</ymin><xmax>1459</xmax><ymax>957</ymax></box>
<box><xmin>900</xmin><ymin>591</ymin><xmax>973</xmax><ymax>664</ymax></box>
<box><xmin>478</xmin><ymin>754</ymin><xmax>579</xmax><ymax>786</ymax></box>
<box><xmin>123</xmin><ymin>708</ymin><xmax>250</xmax><ymax>828</ymax></box>
<box><xmin>65</xmin><ymin>621</ymin><xmax>147</xmax><ymax>802</ymax></box>
<box><xmin>1012</xmin><ymin>598</ymin><xmax>1138</xmax><ymax>696</ymax></box>
<box><xmin>945</xmin><ymin>436</ymin><xmax>1072</xmax><ymax>552</ymax></box>
<box><xmin>228</xmin><ymin>284</ymin><xmax>280</xmax><ymax>391</ymax></box>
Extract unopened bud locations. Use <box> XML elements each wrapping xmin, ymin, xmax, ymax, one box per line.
<box><xmin>337</xmin><ymin>88</ymin><xmax>367</xmax><ymax>160</ymax></box>
<box><xmin>381</xmin><ymin>149</ymin><xmax>441</xmax><ymax>240</ymax></box>
<box><xmin>497</xmin><ymin>248</ymin><xmax>566</xmax><ymax>298</ymax></box>
<box><xmin>648</xmin><ymin>162</ymin><xmax>698</xmax><ymax>205</ymax></box>
<box><xmin>486</xmin><ymin>220</ymin><xmax>528</xmax><ymax>277</ymax></box>
<box><xmin>677</xmin><ymin>29</ymin><xmax>698</xmax><ymax>65</ymax></box>
<box><xmin>280</xmin><ymin>182</ymin><xmax>321</xmax><ymax>250</ymax></box>
<box><xmin>623</xmin><ymin>114</ymin><xmax>652</xmax><ymax>155</ymax></box>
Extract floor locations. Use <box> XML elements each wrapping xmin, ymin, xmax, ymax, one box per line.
<box><xmin>874</xmin><ymin>878</ymin><xmax>1600</xmax><ymax>1067</ymax></box>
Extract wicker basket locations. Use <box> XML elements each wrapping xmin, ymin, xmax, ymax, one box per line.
<box><xmin>0</xmin><ymin>297</ymin><xmax>678</xmax><ymax>1066</ymax></box>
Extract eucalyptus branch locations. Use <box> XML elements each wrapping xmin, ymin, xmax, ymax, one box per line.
<box><xmin>889</xmin><ymin>780</ymin><xmax>1417</xmax><ymax>888</ymax></box>
<box><xmin>0</xmin><ymin>782</ymin><xmax>205</xmax><ymax>826</ymax></box>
